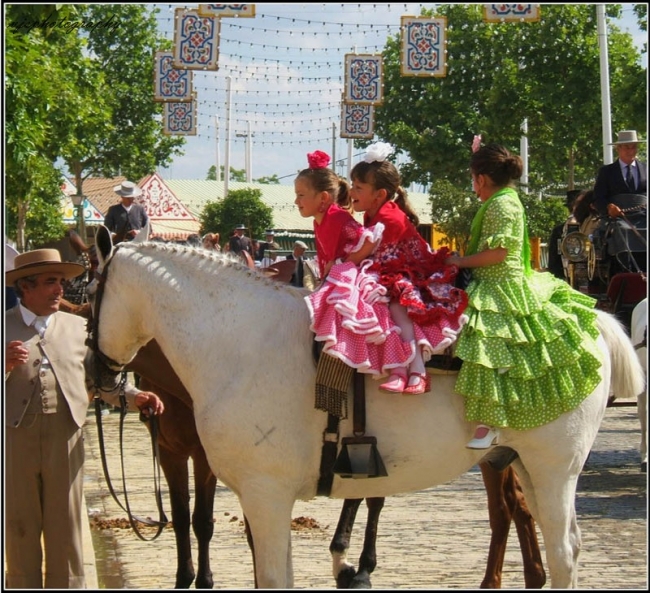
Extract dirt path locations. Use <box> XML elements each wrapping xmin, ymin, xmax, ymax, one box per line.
<box><xmin>83</xmin><ymin>402</ymin><xmax>647</xmax><ymax>589</ymax></box>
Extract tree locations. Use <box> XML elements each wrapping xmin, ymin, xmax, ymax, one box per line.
<box><xmin>429</xmin><ymin>179</ymin><xmax>568</xmax><ymax>254</ymax></box>
<box><xmin>374</xmin><ymin>4</ymin><xmax>646</xmax><ymax>192</ymax></box>
<box><xmin>4</xmin><ymin>4</ymin><xmax>185</xmax><ymax>246</ymax></box>
<box><xmin>199</xmin><ymin>188</ymin><xmax>273</xmax><ymax>242</ymax></box>
<box><xmin>4</xmin><ymin>5</ymin><xmax>82</xmax><ymax>249</ymax></box>
<box><xmin>206</xmin><ymin>166</ymin><xmax>280</xmax><ymax>184</ymax></box>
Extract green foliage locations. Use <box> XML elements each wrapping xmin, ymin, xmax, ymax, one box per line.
<box><xmin>429</xmin><ymin>180</ymin><xmax>570</xmax><ymax>253</ymax></box>
<box><xmin>375</xmin><ymin>4</ymin><xmax>647</xmax><ymax>194</ymax></box>
<box><xmin>4</xmin><ymin>4</ymin><xmax>185</xmax><ymax>245</ymax></box>
<box><xmin>255</xmin><ymin>174</ymin><xmax>280</xmax><ymax>184</ymax></box>
<box><xmin>206</xmin><ymin>165</ymin><xmax>271</xmax><ymax>182</ymax></box>
<box><xmin>428</xmin><ymin>179</ymin><xmax>481</xmax><ymax>253</ymax></box>
<box><xmin>519</xmin><ymin>194</ymin><xmax>569</xmax><ymax>239</ymax></box>
<box><xmin>199</xmin><ymin>189</ymin><xmax>274</xmax><ymax>241</ymax></box>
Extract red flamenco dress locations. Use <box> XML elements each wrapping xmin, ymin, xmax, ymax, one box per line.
<box><xmin>305</xmin><ymin>203</ymin><xmax>414</xmax><ymax>376</ymax></box>
<box><xmin>364</xmin><ymin>201</ymin><xmax>468</xmax><ymax>359</ymax></box>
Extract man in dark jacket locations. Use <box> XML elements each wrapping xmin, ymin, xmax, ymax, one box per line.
<box><xmin>593</xmin><ymin>130</ymin><xmax>647</xmax><ymax>216</ymax></box>
<box><xmin>104</xmin><ymin>181</ymin><xmax>149</xmax><ymax>243</ymax></box>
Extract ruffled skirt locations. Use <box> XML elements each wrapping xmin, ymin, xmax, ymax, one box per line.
<box><xmin>455</xmin><ymin>271</ymin><xmax>602</xmax><ymax>430</ymax></box>
<box><xmin>305</xmin><ymin>261</ymin><xmax>415</xmax><ymax>376</ymax></box>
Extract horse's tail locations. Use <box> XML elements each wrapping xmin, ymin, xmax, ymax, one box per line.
<box><xmin>596</xmin><ymin>309</ymin><xmax>646</xmax><ymax>400</ymax></box>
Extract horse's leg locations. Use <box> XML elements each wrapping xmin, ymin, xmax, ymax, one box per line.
<box><xmin>192</xmin><ymin>448</ymin><xmax>216</xmax><ymax>589</ymax></box>
<box><xmin>158</xmin><ymin>445</ymin><xmax>196</xmax><ymax>588</ymax></box>
<box><xmin>349</xmin><ymin>497</ymin><xmax>385</xmax><ymax>589</ymax></box>
<box><xmin>330</xmin><ymin>498</ymin><xmax>363</xmax><ymax>588</ymax></box>
<box><xmin>239</xmin><ymin>491</ymin><xmax>294</xmax><ymax>588</ymax></box>
<box><xmin>243</xmin><ymin>516</ymin><xmax>258</xmax><ymax>589</ymax></box>
<box><xmin>509</xmin><ymin>468</ymin><xmax>546</xmax><ymax>588</ymax></box>
<box><xmin>513</xmin><ymin>459</ymin><xmax>579</xmax><ymax>588</ymax></box>
<box><xmin>638</xmin><ymin>387</ymin><xmax>647</xmax><ymax>472</ymax></box>
<box><xmin>478</xmin><ymin>461</ymin><xmax>512</xmax><ymax>589</ymax></box>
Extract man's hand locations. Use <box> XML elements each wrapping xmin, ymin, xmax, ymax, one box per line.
<box><xmin>134</xmin><ymin>391</ymin><xmax>165</xmax><ymax>416</ymax></box>
<box><xmin>5</xmin><ymin>341</ymin><xmax>30</xmax><ymax>373</ymax></box>
<box><xmin>607</xmin><ymin>203</ymin><xmax>623</xmax><ymax>218</ymax></box>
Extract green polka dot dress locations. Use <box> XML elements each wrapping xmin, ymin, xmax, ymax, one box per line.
<box><xmin>455</xmin><ymin>190</ymin><xmax>602</xmax><ymax>430</ymax></box>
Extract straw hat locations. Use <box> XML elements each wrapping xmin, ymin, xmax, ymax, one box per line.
<box><xmin>6</xmin><ymin>249</ymin><xmax>85</xmax><ymax>287</ymax></box>
<box><xmin>610</xmin><ymin>130</ymin><xmax>643</xmax><ymax>145</ymax></box>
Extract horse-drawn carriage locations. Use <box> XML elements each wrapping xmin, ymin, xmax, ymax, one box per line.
<box><xmin>560</xmin><ymin>192</ymin><xmax>647</xmax><ymax>332</ymax></box>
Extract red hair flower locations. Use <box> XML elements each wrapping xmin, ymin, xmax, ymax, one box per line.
<box><xmin>307</xmin><ymin>150</ymin><xmax>331</xmax><ymax>169</ymax></box>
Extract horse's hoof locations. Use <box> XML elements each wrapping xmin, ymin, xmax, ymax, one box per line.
<box><xmin>335</xmin><ymin>566</ymin><xmax>357</xmax><ymax>589</ymax></box>
<box><xmin>350</xmin><ymin>575</ymin><xmax>373</xmax><ymax>589</ymax></box>
<box><xmin>641</xmin><ymin>461</ymin><xmax>647</xmax><ymax>473</ymax></box>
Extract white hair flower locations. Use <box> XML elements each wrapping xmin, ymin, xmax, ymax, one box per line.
<box><xmin>363</xmin><ymin>142</ymin><xmax>394</xmax><ymax>163</ymax></box>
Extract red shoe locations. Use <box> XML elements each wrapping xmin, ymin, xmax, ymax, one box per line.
<box><xmin>379</xmin><ymin>371</ymin><xmax>407</xmax><ymax>393</ymax></box>
<box><xmin>402</xmin><ymin>372</ymin><xmax>431</xmax><ymax>395</ymax></box>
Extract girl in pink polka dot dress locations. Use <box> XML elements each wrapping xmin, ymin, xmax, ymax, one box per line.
<box><xmin>295</xmin><ymin>150</ymin><xmax>414</xmax><ymax>378</ymax></box>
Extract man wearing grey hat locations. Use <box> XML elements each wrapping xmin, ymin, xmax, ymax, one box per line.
<box><xmin>287</xmin><ymin>240</ymin><xmax>308</xmax><ymax>287</ymax></box>
<box><xmin>593</xmin><ymin>130</ymin><xmax>647</xmax><ymax>216</ymax></box>
<box><xmin>256</xmin><ymin>229</ymin><xmax>280</xmax><ymax>260</ymax></box>
<box><xmin>5</xmin><ymin>249</ymin><xmax>165</xmax><ymax>588</ymax></box>
<box><xmin>104</xmin><ymin>180</ymin><xmax>150</xmax><ymax>243</ymax></box>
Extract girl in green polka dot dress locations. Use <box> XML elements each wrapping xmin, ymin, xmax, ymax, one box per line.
<box><xmin>445</xmin><ymin>143</ymin><xmax>602</xmax><ymax>449</ymax></box>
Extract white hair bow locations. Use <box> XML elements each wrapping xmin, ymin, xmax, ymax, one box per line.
<box><xmin>363</xmin><ymin>142</ymin><xmax>394</xmax><ymax>163</ymax></box>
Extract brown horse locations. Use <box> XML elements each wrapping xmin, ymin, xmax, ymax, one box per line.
<box><xmin>78</xmin><ymin>234</ymin><xmax>545</xmax><ymax>589</ymax></box>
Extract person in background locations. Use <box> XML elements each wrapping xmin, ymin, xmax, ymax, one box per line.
<box><xmin>4</xmin><ymin>249</ymin><xmax>165</xmax><ymax>589</ymax></box>
<box><xmin>349</xmin><ymin>142</ymin><xmax>468</xmax><ymax>395</ymax></box>
<box><xmin>445</xmin><ymin>143</ymin><xmax>602</xmax><ymax>449</ymax></box>
<box><xmin>202</xmin><ymin>232</ymin><xmax>221</xmax><ymax>251</ymax></box>
<box><xmin>186</xmin><ymin>233</ymin><xmax>202</xmax><ymax>248</ymax></box>
<box><xmin>288</xmin><ymin>240</ymin><xmax>308</xmax><ymax>287</ymax></box>
<box><xmin>546</xmin><ymin>189</ymin><xmax>582</xmax><ymax>280</ymax></box>
<box><xmin>593</xmin><ymin>130</ymin><xmax>647</xmax><ymax>217</ymax></box>
<box><xmin>295</xmin><ymin>149</ymin><xmax>413</xmax><ymax>378</ymax></box>
<box><xmin>104</xmin><ymin>180</ymin><xmax>149</xmax><ymax>244</ymax></box>
<box><xmin>256</xmin><ymin>229</ymin><xmax>280</xmax><ymax>260</ymax></box>
<box><xmin>228</xmin><ymin>224</ymin><xmax>254</xmax><ymax>257</ymax></box>
<box><xmin>5</xmin><ymin>241</ymin><xmax>19</xmax><ymax>309</ymax></box>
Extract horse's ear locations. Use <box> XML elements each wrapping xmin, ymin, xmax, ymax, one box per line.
<box><xmin>95</xmin><ymin>225</ymin><xmax>113</xmax><ymax>265</ymax></box>
<box><xmin>132</xmin><ymin>220</ymin><xmax>150</xmax><ymax>244</ymax></box>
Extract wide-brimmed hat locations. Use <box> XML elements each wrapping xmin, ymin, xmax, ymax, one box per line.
<box><xmin>611</xmin><ymin>130</ymin><xmax>643</xmax><ymax>145</ymax></box>
<box><xmin>235</xmin><ymin>224</ymin><xmax>246</xmax><ymax>230</ymax></box>
<box><xmin>264</xmin><ymin>229</ymin><xmax>275</xmax><ymax>236</ymax></box>
<box><xmin>113</xmin><ymin>180</ymin><xmax>143</xmax><ymax>198</ymax></box>
<box><xmin>6</xmin><ymin>249</ymin><xmax>85</xmax><ymax>287</ymax></box>
<box><xmin>294</xmin><ymin>240</ymin><xmax>308</xmax><ymax>249</ymax></box>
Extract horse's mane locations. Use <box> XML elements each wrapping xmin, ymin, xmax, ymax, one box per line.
<box><xmin>115</xmin><ymin>241</ymin><xmax>302</xmax><ymax>293</ymax></box>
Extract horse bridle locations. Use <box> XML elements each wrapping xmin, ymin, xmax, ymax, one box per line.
<box><xmin>87</xmin><ymin>250</ymin><xmax>126</xmax><ymax>373</ymax></box>
<box><xmin>86</xmin><ymin>246</ymin><xmax>169</xmax><ymax>541</ymax></box>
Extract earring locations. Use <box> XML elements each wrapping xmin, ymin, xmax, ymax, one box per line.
<box><xmin>318</xmin><ymin>202</ymin><xmax>326</xmax><ymax>213</ymax></box>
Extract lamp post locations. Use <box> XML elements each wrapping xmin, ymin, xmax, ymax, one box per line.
<box><xmin>71</xmin><ymin>193</ymin><xmax>86</xmax><ymax>242</ymax></box>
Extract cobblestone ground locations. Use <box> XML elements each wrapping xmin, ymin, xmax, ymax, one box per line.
<box><xmin>83</xmin><ymin>402</ymin><xmax>647</xmax><ymax>589</ymax></box>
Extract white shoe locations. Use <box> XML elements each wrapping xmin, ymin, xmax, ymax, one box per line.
<box><xmin>466</xmin><ymin>425</ymin><xmax>499</xmax><ymax>449</ymax></box>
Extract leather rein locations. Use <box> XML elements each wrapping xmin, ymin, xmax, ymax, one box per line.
<box><xmin>87</xmin><ymin>249</ymin><xmax>169</xmax><ymax>541</ymax></box>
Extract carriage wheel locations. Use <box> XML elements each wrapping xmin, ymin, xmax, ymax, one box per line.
<box><xmin>587</xmin><ymin>245</ymin><xmax>597</xmax><ymax>281</ymax></box>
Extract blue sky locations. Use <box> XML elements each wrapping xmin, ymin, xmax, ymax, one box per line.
<box><xmin>153</xmin><ymin>3</ymin><xmax>646</xmax><ymax>184</ymax></box>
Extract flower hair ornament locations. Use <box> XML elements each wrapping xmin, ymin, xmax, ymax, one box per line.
<box><xmin>363</xmin><ymin>142</ymin><xmax>394</xmax><ymax>163</ymax></box>
<box><xmin>472</xmin><ymin>134</ymin><xmax>482</xmax><ymax>154</ymax></box>
<box><xmin>307</xmin><ymin>150</ymin><xmax>331</xmax><ymax>169</ymax></box>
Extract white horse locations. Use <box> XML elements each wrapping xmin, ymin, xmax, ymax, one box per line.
<box><xmin>91</xmin><ymin>235</ymin><xmax>644</xmax><ymax>589</ymax></box>
<box><xmin>631</xmin><ymin>298</ymin><xmax>647</xmax><ymax>472</ymax></box>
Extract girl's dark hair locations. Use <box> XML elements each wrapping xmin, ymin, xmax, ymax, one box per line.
<box><xmin>295</xmin><ymin>167</ymin><xmax>351</xmax><ymax>210</ymax></box>
<box><xmin>350</xmin><ymin>160</ymin><xmax>419</xmax><ymax>226</ymax></box>
<box><xmin>470</xmin><ymin>143</ymin><xmax>523</xmax><ymax>187</ymax></box>
<box><xmin>572</xmin><ymin>189</ymin><xmax>596</xmax><ymax>225</ymax></box>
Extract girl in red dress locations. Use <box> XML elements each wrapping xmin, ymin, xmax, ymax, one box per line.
<box><xmin>295</xmin><ymin>150</ymin><xmax>414</xmax><ymax>377</ymax></box>
<box><xmin>350</xmin><ymin>143</ymin><xmax>469</xmax><ymax>394</ymax></box>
